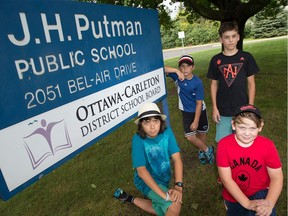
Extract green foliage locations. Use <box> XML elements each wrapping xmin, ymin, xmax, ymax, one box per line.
<box><xmin>185</xmin><ymin>22</ymin><xmax>219</xmax><ymax>46</ymax></box>
<box><xmin>0</xmin><ymin>38</ymin><xmax>286</xmax><ymax>216</ymax></box>
<box><xmin>253</xmin><ymin>9</ymin><xmax>287</xmax><ymax>38</ymax></box>
<box><xmin>243</xmin><ymin>0</ymin><xmax>287</xmax><ymax>39</ymax></box>
<box><xmin>254</xmin><ymin>0</ymin><xmax>287</xmax><ymax>18</ymax></box>
<box><xmin>80</xmin><ymin>0</ymin><xmax>286</xmax><ymax>48</ymax></box>
<box><xmin>161</xmin><ymin>24</ymin><xmax>182</xmax><ymax>49</ymax></box>
<box><xmin>161</xmin><ymin>0</ymin><xmax>287</xmax><ymax>49</ymax></box>
<box><xmin>161</xmin><ymin>16</ymin><xmax>219</xmax><ymax>49</ymax></box>
<box><xmin>244</xmin><ymin>20</ymin><xmax>254</xmax><ymax>38</ymax></box>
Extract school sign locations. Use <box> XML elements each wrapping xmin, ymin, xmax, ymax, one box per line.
<box><xmin>0</xmin><ymin>0</ymin><xmax>166</xmax><ymax>200</ymax></box>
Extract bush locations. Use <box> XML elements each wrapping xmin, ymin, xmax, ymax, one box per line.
<box><xmin>253</xmin><ymin>10</ymin><xmax>287</xmax><ymax>38</ymax></box>
<box><xmin>160</xmin><ymin>4</ymin><xmax>287</xmax><ymax>48</ymax></box>
<box><xmin>161</xmin><ymin>20</ymin><xmax>219</xmax><ymax>49</ymax></box>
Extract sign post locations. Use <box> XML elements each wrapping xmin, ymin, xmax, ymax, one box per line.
<box><xmin>178</xmin><ymin>31</ymin><xmax>185</xmax><ymax>54</ymax></box>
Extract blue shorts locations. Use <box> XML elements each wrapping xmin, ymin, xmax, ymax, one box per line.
<box><xmin>224</xmin><ymin>189</ymin><xmax>276</xmax><ymax>216</ymax></box>
<box><xmin>147</xmin><ymin>184</ymin><xmax>172</xmax><ymax>216</ymax></box>
<box><xmin>215</xmin><ymin>116</ymin><xmax>233</xmax><ymax>142</ymax></box>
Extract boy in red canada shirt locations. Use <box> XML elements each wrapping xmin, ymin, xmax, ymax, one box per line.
<box><xmin>216</xmin><ymin>104</ymin><xmax>283</xmax><ymax>216</ymax></box>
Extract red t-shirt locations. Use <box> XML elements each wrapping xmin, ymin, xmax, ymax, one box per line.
<box><xmin>216</xmin><ymin>134</ymin><xmax>282</xmax><ymax>202</ymax></box>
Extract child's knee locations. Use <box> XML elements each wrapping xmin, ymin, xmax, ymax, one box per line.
<box><xmin>166</xmin><ymin>202</ymin><xmax>181</xmax><ymax>215</ymax></box>
<box><xmin>186</xmin><ymin>135</ymin><xmax>196</xmax><ymax>142</ymax></box>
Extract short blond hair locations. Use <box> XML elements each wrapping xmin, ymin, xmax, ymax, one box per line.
<box><xmin>233</xmin><ymin>112</ymin><xmax>263</xmax><ymax>128</ymax></box>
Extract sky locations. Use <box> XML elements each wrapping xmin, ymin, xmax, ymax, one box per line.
<box><xmin>162</xmin><ymin>0</ymin><xmax>180</xmax><ymax>19</ymax></box>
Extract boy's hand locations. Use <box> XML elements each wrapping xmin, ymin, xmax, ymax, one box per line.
<box><xmin>212</xmin><ymin>108</ymin><xmax>221</xmax><ymax>123</ymax></box>
<box><xmin>246</xmin><ymin>199</ymin><xmax>269</xmax><ymax>213</ymax></box>
<box><xmin>246</xmin><ymin>200</ymin><xmax>260</xmax><ymax>211</ymax></box>
<box><xmin>255</xmin><ymin>205</ymin><xmax>273</xmax><ymax>216</ymax></box>
<box><xmin>190</xmin><ymin>122</ymin><xmax>199</xmax><ymax>131</ymax></box>
<box><xmin>255</xmin><ymin>200</ymin><xmax>272</xmax><ymax>216</ymax></box>
<box><xmin>168</xmin><ymin>188</ymin><xmax>182</xmax><ymax>204</ymax></box>
<box><xmin>176</xmin><ymin>71</ymin><xmax>185</xmax><ymax>81</ymax></box>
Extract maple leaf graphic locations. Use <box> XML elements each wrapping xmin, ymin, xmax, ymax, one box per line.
<box><xmin>238</xmin><ymin>174</ymin><xmax>248</xmax><ymax>182</ymax></box>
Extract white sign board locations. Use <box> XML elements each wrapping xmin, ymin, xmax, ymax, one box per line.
<box><xmin>178</xmin><ymin>31</ymin><xmax>185</xmax><ymax>39</ymax></box>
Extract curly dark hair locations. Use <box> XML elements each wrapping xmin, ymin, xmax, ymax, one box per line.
<box><xmin>136</xmin><ymin>116</ymin><xmax>166</xmax><ymax>139</ymax></box>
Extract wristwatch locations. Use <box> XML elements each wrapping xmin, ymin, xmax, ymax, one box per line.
<box><xmin>175</xmin><ymin>182</ymin><xmax>183</xmax><ymax>187</ymax></box>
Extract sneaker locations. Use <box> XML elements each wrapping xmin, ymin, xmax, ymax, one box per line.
<box><xmin>204</xmin><ymin>146</ymin><xmax>214</xmax><ymax>165</ymax></box>
<box><xmin>198</xmin><ymin>150</ymin><xmax>207</xmax><ymax>164</ymax></box>
<box><xmin>113</xmin><ymin>188</ymin><xmax>129</xmax><ymax>202</ymax></box>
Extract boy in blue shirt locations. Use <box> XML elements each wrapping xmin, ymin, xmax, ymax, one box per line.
<box><xmin>114</xmin><ymin>102</ymin><xmax>183</xmax><ymax>216</ymax></box>
<box><xmin>165</xmin><ymin>54</ymin><xmax>214</xmax><ymax>165</ymax></box>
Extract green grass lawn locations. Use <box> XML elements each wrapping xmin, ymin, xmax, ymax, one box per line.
<box><xmin>0</xmin><ymin>38</ymin><xmax>287</xmax><ymax>216</ymax></box>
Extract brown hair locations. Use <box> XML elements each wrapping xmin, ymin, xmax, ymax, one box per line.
<box><xmin>233</xmin><ymin>112</ymin><xmax>264</xmax><ymax>128</ymax></box>
<box><xmin>218</xmin><ymin>22</ymin><xmax>239</xmax><ymax>37</ymax></box>
<box><xmin>137</xmin><ymin>116</ymin><xmax>166</xmax><ymax>139</ymax></box>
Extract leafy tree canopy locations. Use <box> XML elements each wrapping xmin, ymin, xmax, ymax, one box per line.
<box><xmin>81</xmin><ymin>0</ymin><xmax>287</xmax><ymax>49</ymax></box>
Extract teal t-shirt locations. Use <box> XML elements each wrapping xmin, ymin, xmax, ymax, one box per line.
<box><xmin>132</xmin><ymin>127</ymin><xmax>180</xmax><ymax>195</ymax></box>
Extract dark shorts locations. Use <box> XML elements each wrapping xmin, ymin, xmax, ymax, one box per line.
<box><xmin>224</xmin><ymin>189</ymin><xmax>276</xmax><ymax>216</ymax></box>
<box><xmin>181</xmin><ymin>109</ymin><xmax>209</xmax><ymax>137</ymax></box>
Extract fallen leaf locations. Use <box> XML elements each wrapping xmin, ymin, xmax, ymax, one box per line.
<box><xmin>191</xmin><ymin>203</ymin><xmax>199</xmax><ymax>210</ymax></box>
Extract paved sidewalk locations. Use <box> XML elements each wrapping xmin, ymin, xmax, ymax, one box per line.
<box><xmin>162</xmin><ymin>36</ymin><xmax>287</xmax><ymax>60</ymax></box>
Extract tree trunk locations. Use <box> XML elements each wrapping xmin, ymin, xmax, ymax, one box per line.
<box><xmin>236</xmin><ymin>19</ymin><xmax>247</xmax><ymax>50</ymax></box>
<box><xmin>186</xmin><ymin>0</ymin><xmax>272</xmax><ymax>51</ymax></box>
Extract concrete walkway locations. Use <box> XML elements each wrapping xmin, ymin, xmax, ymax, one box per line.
<box><xmin>162</xmin><ymin>36</ymin><xmax>287</xmax><ymax>60</ymax></box>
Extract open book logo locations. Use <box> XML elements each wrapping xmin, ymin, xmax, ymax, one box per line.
<box><xmin>23</xmin><ymin>119</ymin><xmax>72</xmax><ymax>170</ymax></box>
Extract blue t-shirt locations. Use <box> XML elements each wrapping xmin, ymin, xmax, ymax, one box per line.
<box><xmin>168</xmin><ymin>73</ymin><xmax>205</xmax><ymax>112</ymax></box>
<box><xmin>132</xmin><ymin>127</ymin><xmax>180</xmax><ymax>195</ymax></box>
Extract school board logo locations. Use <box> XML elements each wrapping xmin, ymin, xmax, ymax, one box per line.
<box><xmin>23</xmin><ymin>119</ymin><xmax>72</xmax><ymax>169</ymax></box>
